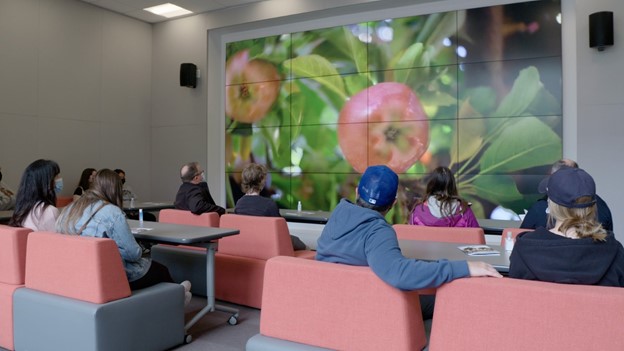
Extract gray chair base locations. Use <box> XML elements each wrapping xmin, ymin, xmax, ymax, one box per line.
<box><xmin>13</xmin><ymin>283</ymin><xmax>185</xmax><ymax>351</ymax></box>
<box><xmin>151</xmin><ymin>244</ymin><xmax>207</xmax><ymax>296</ymax></box>
<box><xmin>246</xmin><ymin>334</ymin><xmax>333</xmax><ymax>351</ymax></box>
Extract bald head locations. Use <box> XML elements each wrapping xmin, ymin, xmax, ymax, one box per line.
<box><xmin>180</xmin><ymin>162</ymin><xmax>203</xmax><ymax>183</ymax></box>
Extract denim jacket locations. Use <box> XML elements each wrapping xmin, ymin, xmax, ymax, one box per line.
<box><xmin>56</xmin><ymin>200</ymin><xmax>150</xmax><ymax>282</ymax></box>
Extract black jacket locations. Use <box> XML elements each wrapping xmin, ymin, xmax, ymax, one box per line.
<box><xmin>174</xmin><ymin>182</ymin><xmax>225</xmax><ymax>215</ymax></box>
<box><xmin>509</xmin><ymin>227</ymin><xmax>624</xmax><ymax>287</ymax></box>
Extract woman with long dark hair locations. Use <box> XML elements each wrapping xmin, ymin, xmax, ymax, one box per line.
<box><xmin>56</xmin><ymin>169</ymin><xmax>191</xmax><ymax>302</ymax></box>
<box><xmin>9</xmin><ymin>159</ymin><xmax>62</xmax><ymax>231</ymax></box>
<box><xmin>73</xmin><ymin>167</ymin><xmax>96</xmax><ymax>201</ymax></box>
<box><xmin>408</xmin><ymin>166</ymin><xmax>478</xmax><ymax>227</ymax></box>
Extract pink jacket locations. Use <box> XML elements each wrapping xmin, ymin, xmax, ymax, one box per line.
<box><xmin>408</xmin><ymin>201</ymin><xmax>479</xmax><ymax>228</ymax></box>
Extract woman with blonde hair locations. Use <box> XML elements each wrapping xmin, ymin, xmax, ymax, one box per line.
<box><xmin>56</xmin><ymin>169</ymin><xmax>192</xmax><ymax>301</ymax></box>
<box><xmin>408</xmin><ymin>166</ymin><xmax>478</xmax><ymax>227</ymax></box>
<box><xmin>509</xmin><ymin>167</ymin><xmax>624</xmax><ymax>286</ymax></box>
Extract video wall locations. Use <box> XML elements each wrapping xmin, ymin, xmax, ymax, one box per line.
<box><xmin>225</xmin><ymin>0</ymin><xmax>562</xmax><ymax>223</ymax></box>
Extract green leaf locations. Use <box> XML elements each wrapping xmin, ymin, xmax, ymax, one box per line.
<box><xmin>471</xmin><ymin>175</ymin><xmax>524</xmax><ymax>203</ymax></box>
<box><xmin>451</xmin><ymin>99</ymin><xmax>485</xmax><ymax>164</ymax></box>
<box><xmin>284</xmin><ymin>55</ymin><xmax>346</xmax><ymax>100</ymax></box>
<box><xmin>494</xmin><ymin>66</ymin><xmax>542</xmax><ymax>117</ymax></box>
<box><xmin>480</xmin><ymin>117</ymin><xmax>562</xmax><ymax>173</ymax></box>
<box><xmin>391</xmin><ymin>42</ymin><xmax>424</xmax><ymax>70</ymax></box>
<box><xmin>340</xmin><ymin>26</ymin><xmax>368</xmax><ymax>73</ymax></box>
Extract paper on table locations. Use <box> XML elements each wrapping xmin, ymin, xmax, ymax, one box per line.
<box><xmin>131</xmin><ymin>227</ymin><xmax>154</xmax><ymax>234</ymax></box>
<box><xmin>458</xmin><ymin>245</ymin><xmax>501</xmax><ymax>256</ymax></box>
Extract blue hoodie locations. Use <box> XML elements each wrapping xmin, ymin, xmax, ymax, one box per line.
<box><xmin>316</xmin><ymin>199</ymin><xmax>470</xmax><ymax>290</ymax></box>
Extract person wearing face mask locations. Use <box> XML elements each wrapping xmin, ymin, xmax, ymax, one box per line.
<box><xmin>9</xmin><ymin>159</ymin><xmax>62</xmax><ymax>231</ymax></box>
<box><xmin>0</xmin><ymin>166</ymin><xmax>16</xmax><ymax>210</ymax></box>
<box><xmin>114</xmin><ymin>168</ymin><xmax>136</xmax><ymax>201</ymax></box>
<box><xmin>174</xmin><ymin>162</ymin><xmax>225</xmax><ymax>215</ymax></box>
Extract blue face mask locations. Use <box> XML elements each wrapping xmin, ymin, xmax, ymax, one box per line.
<box><xmin>54</xmin><ymin>178</ymin><xmax>63</xmax><ymax>194</ymax></box>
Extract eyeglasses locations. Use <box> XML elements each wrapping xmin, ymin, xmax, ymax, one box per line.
<box><xmin>195</xmin><ymin>170</ymin><xmax>205</xmax><ymax>177</ymax></box>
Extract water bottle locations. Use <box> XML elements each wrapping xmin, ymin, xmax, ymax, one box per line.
<box><xmin>297</xmin><ymin>201</ymin><xmax>302</xmax><ymax>212</ymax></box>
<box><xmin>139</xmin><ymin>209</ymin><xmax>144</xmax><ymax>226</ymax></box>
<box><xmin>130</xmin><ymin>197</ymin><xmax>135</xmax><ymax>208</ymax></box>
<box><xmin>505</xmin><ymin>231</ymin><xmax>514</xmax><ymax>252</ymax></box>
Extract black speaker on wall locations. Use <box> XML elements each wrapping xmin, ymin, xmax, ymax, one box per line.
<box><xmin>589</xmin><ymin>11</ymin><xmax>614</xmax><ymax>51</ymax></box>
<box><xmin>180</xmin><ymin>63</ymin><xmax>197</xmax><ymax>88</ymax></box>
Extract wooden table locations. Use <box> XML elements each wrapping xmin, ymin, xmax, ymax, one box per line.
<box><xmin>127</xmin><ymin>219</ymin><xmax>240</xmax><ymax>331</ymax></box>
<box><xmin>399</xmin><ymin>239</ymin><xmax>511</xmax><ymax>273</ymax></box>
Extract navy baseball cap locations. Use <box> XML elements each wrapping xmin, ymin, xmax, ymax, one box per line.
<box><xmin>358</xmin><ymin>165</ymin><xmax>398</xmax><ymax>207</ymax></box>
<box><xmin>538</xmin><ymin>167</ymin><xmax>596</xmax><ymax>208</ymax></box>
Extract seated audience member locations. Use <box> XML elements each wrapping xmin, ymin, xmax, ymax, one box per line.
<box><xmin>113</xmin><ymin>168</ymin><xmax>156</xmax><ymax>222</ymax></box>
<box><xmin>9</xmin><ymin>159</ymin><xmax>63</xmax><ymax>231</ymax></box>
<box><xmin>56</xmin><ymin>169</ymin><xmax>192</xmax><ymax>303</ymax></box>
<box><xmin>174</xmin><ymin>162</ymin><xmax>225</xmax><ymax>215</ymax></box>
<box><xmin>0</xmin><ymin>165</ymin><xmax>16</xmax><ymax>210</ymax></box>
<box><xmin>235</xmin><ymin>163</ymin><xmax>306</xmax><ymax>250</ymax></box>
<box><xmin>73</xmin><ymin>168</ymin><xmax>96</xmax><ymax>201</ymax></box>
<box><xmin>114</xmin><ymin>168</ymin><xmax>136</xmax><ymax>201</ymax></box>
<box><xmin>316</xmin><ymin>165</ymin><xmax>502</xmax><ymax>320</ymax></box>
<box><xmin>510</xmin><ymin>167</ymin><xmax>624</xmax><ymax>286</ymax></box>
<box><xmin>521</xmin><ymin>159</ymin><xmax>613</xmax><ymax>231</ymax></box>
<box><xmin>408</xmin><ymin>166</ymin><xmax>478</xmax><ymax>227</ymax></box>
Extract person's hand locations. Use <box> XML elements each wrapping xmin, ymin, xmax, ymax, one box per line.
<box><xmin>467</xmin><ymin>261</ymin><xmax>503</xmax><ymax>278</ymax></box>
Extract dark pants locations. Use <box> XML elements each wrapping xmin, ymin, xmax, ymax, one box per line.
<box><xmin>420</xmin><ymin>294</ymin><xmax>436</xmax><ymax>320</ymax></box>
<box><xmin>129</xmin><ymin>260</ymin><xmax>174</xmax><ymax>290</ymax></box>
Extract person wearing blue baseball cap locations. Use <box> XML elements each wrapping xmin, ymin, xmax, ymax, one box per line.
<box><xmin>510</xmin><ymin>167</ymin><xmax>624</xmax><ymax>286</ymax></box>
<box><xmin>316</xmin><ymin>165</ymin><xmax>502</xmax><ymax>320</ymax></box>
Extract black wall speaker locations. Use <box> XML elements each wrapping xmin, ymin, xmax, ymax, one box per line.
<box><xmin>589</xmin><ymin>11</ymin><xmax>614</xmax><ymax>51</ymax></box>
<box><xmin>180</xmin><ymin>63</ymin><xmax>197</xmax><ymax>88</ymax></box>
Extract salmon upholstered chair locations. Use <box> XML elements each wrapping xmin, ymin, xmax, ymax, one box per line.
<box><xmin>0</xmin><ymin>225</ymin><xmax>31</xmax><ymax>351</ymax></box>
<box><xmin>13</xmin><ymin>231</ymin><xmax>185</xmax><ymax>351</ymax></box>
<box><xmin>55</xmin><ymin>196</ymin><xmax>73</xmax><ymax>208</ymax></box>
<box><xmin>215</xmin><ymin>214</ymin><xmax>316</xmax><ymax>308</ymax></box>
<box><xmin>393</xmin><ymin>224</ymin><xmax>486</xmax><ymax>244</ymax></box>
<box><xmin>246</xmin><ymin>256</ymin><xmax>427</xmax><ymax>351</ymax></box>
<box><xmin>159</xmin><ymin>209</ymin><xmax>220</xmax><ymax>227</ymax></box>
<box><xmin>499</xmin><ymin>227</ymin><xmax>529</xmax><ymax>246</ymax></box>
<box><xmin>429</xmin><ymin>277</ymin><xmax>624</xmax><ymax>350</ymax></box>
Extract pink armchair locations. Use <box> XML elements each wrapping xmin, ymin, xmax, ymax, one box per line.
<box><xmin>215</xmin><ymin>214</ymin><xmax>315</xmax><ymax>308</ymax></box>
<box><xmin>0</xmin><ymin>225</ymin><xmax>31</xmax><ymax>350</ymax></box>
<box><xmin>246</xmin><ymin>256</ymin><xmax>427</xmax><ymax>351</ymax></box>
<box><xmin>13</xmin><ymin>231</ymin><xmax>185</xmax><ymax>351</ymax></box>
<box><xmin>393</xmin><ymin>224</ymin><xmax>485</xmax><ymax>244</ymax></box>
<box><xmin>429</xmin><ymin>277</ymin><xmax>624</xmax><ymax>350</ymax></box>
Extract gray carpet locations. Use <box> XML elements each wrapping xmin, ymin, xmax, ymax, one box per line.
<box><xmin>170</xmin><ymin>297</ymin><xmax>260</xmax><ymax>351</ymax></box>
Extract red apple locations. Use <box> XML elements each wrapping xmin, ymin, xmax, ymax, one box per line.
<box><xmin>338</xmin><ymin>82</ymin><xmax>429</xmax><ymax>173</ymax></box>
<box><xmin>225</xmin><ymin>50</ymin><xmax>281</xmax><ymax>123</ymax></box>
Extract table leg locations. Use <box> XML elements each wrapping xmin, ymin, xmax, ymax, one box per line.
<box><xmin>184</xmin><ymin>242</ymin><xmax>239</xmax><ymax>331</ymax></box>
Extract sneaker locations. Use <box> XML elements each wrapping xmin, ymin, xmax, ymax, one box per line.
<box><xmin>184</xmin><ymin>291</ymin><xmax>192</xmax><ymax>307</ymax></box>
<box><xmin>180</xmin><ymin>280</ymin><xmax>192</xmax><ymax>293</ymax></box>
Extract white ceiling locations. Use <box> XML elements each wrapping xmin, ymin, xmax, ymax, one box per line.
<box><xmin>79</xmin><ymin>0</ymin><xmax>269</xmax><ymax>23</ymax></box>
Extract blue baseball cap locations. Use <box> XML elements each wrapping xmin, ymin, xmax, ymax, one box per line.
<box><xmin>538</xmin><ymin>167</ymin><xmax>596</xmax><ymax>208</ymax></box>
<box><xmin>358</xmin><ymin>165</ymin><xmax>398</xmax><ymax>207</ymax></box>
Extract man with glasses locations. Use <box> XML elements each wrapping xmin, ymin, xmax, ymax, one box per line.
<box><xmin>174</xmin><ymin>162</ymin><xmax>225</xmax><ymax>215</ymax></box>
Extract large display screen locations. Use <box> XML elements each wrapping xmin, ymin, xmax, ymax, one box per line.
<box><xmin>225</xmin><ymin>0</ymin><xmax>562</xmax><ymax>223</ymax></box>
